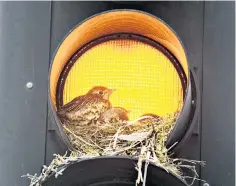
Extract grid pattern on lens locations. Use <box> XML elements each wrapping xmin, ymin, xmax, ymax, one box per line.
<box><xmin>63</xmin><ymin>39</ymin><xmax>183</xmax><ymax>120</ymax></box>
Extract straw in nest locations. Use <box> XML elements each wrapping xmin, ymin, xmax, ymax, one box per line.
<box><xmin>23</xmin><ymin>112</ymin><xmax>206</xmax><ymax>186</ymax></box>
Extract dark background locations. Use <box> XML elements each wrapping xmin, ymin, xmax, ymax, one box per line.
<box><xmin>0</xmin><ymin>1</ymin><xmax>234</xmax><ymax>186</ymax></box>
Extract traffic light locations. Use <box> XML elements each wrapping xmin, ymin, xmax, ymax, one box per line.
<box><xmin>49</xmin><ymin>9</ymin><xmax>199</xmax><ymax>153</ymax></box>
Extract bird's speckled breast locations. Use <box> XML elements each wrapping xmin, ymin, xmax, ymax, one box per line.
<box><xmin>67</xmin><ymin>99</ymin><xmax>111</xmax><ymax>123</ymax></box>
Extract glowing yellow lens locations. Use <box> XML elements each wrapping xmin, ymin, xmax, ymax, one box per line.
<box><xmin>63</xmin><ymin>39</ymin><xmax>183</xmax><ymax>120</ymax></box>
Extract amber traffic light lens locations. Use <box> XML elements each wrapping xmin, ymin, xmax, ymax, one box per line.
<box><xmin>57</xmin><ymin>34</ymin><xmax>186</xmax><ymax>120</ymax></box>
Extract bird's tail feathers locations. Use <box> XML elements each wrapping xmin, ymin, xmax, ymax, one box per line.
<box><xmin>56</xmin><ymin>110</ymin><xmax>69</xmax><ymax>125</ymax></box>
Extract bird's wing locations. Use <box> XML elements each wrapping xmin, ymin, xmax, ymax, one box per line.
<box><xmin>57</xmin><ymin>95</ymin><xmax>100</xmax><ymax>113</ymax></box>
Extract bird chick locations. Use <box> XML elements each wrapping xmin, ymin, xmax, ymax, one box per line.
<box><xmin>98</xmin><ymin>107</ymin><xmax>130</xmax><ymax>124</ymax></box>
<box><xmin>57</xmin><ymin>86</ymin><xmax>115</xmax><ymax>125</ymax></box>
<box><xmin>136</xmin><ymin>114</ymin><xmax>162</xmax><ymax>126</ymax></box>
<box><xmin>125</xmin><ymin>113</ymin><xmax>162</xmax><ymax>133</ymax></box>
<box><xmin>97</xmin><ymin>107</ymin><xmax>130</xmax><ymax>135</ymax></box>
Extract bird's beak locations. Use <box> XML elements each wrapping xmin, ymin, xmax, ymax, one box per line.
<box><xmin>108</xmin><ymin>88</ymin><xmax>116</xmax><ymax>94</ymax></box>
<box><xmin>127</xmin><ymin>110</ymin><xmax>132</xmax><ymax>114</ymax></box>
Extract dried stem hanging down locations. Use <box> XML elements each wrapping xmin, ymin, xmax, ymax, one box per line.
<box><xmin>23</xmin><ymin>113</ymin><xmax>205</xmax><ymax>186</ymax></box>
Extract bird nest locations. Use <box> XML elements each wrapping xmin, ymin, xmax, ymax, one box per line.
<box><xmin>23</xmin><ymin>112</ymin><xmax>206</xmax><ymax>186</ymax></box>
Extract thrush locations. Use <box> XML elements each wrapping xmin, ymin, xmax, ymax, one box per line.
<box><xmin>96</xmin><ymin>107</ymin><xmax>130</xmax><ymax>136</ymax></box>
<box><xmin>98</xmin><ymin>107</ymin><xmax>130</xmax><ymax>124</ymax></box>
<box><xmin>136</xmin><ymin>114</ymin><xmax>161</xmax><ymax>126</ymax></box>
<box><xmin>124</xmin><ymin>113</ymin><xmax>162</xmax><ymax>133</ymax></box>
<box><xmin>57</xmin><ymin>86</ymin><xmax>115</xmax><ymax>125</ymax></box>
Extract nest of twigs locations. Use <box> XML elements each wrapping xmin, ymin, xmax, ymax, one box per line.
<box><xmin>23</xmin><ymin>112</ymin><xmax>206</xmax><ymax>186</ymax></box>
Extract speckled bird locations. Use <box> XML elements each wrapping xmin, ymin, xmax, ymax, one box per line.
<box><xmin>122</xmin><ymin>113</ymin><xmax>162</xmax><ymax>134</ymax></box>
<box><xmin>98</xmin><ymin>107</ymin><xmax>130</xmax><ymax>124</ymax></box>
<box><xmin>57</xmin><ymin>86</ymin><xmax>115</xmax><ymax>125</ymax></box>
<box><xmin>135</xmin><ymin>114</ymin><xmax>162</xmax><ymax>127</ymax></box>
<box><xmin>132</xmin><ymin>114</ymin><xmax>161</xmax><ymax>127</ymax></box>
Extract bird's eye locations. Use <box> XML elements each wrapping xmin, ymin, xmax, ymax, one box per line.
<box><xmin>99</xmin><ymin>91</ymin><xmax>103</xmax><ymax>95</ymax></box>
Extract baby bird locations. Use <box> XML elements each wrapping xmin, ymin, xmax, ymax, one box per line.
<box><xmin>98</xmin><ymin>107</ymin><xmax>130</xmax><ymax>124</ymax></box>
<box><xmin>125</xmin><ymin>113</ymin><xmax>162</xmax><ymax>132</ymax></box>
<box><xmin>97</xmin><ymin>107</ymin><xmax>130</xmax><ymax>135</ymax></box>
<box><xmin>57</xmin><ymin>86</ymin><xmax>115</xmax><ymax>125</ymax></box>
<box><xmin>136</xmin><ymin>114</ymin><xmax>161</xmax><ymax>126</ymax></box>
